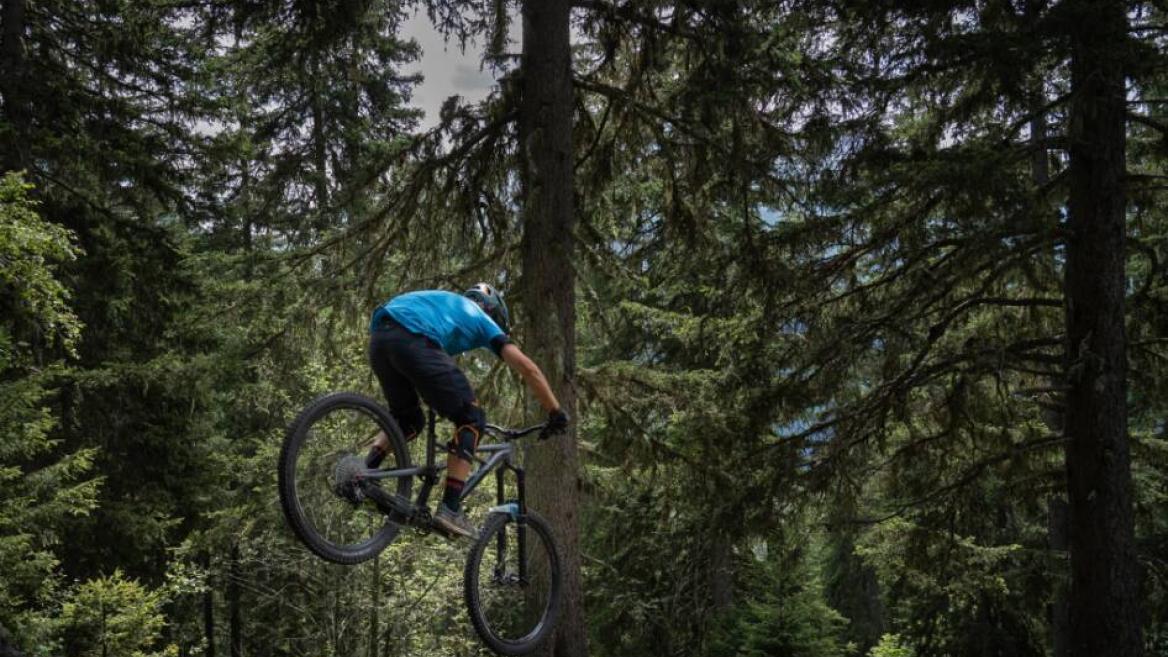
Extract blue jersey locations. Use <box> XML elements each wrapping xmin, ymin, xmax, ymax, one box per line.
<box><xmin>371</xmin><ymin>290</ymin><xmax>508</xmax><ymax>357</ymax></box>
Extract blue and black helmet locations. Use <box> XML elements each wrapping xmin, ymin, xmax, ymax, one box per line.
<box><xmin>465</xmin><ymin>283</ymin><xmax>510</xmax><ymax>334</ymax></box>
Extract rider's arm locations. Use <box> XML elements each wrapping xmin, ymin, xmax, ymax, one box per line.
<box><xmin>500</xmin><ymin>343</ymin><xmax>561</xmax><ymax>413</ymax></box>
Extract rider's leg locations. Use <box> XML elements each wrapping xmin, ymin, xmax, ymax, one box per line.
<box><xmin>431</xmin><ymin>403</ymin><xmax>485</xmax><ymax>539</ymax></box>
<box><xmin>374</xmin><ymin>324</ymin><xmax>483</xmax><ymax>537</ymax></box>
<box><xmin>383</xmin><ymin>339</ymin><xmax>482</xmax><ymax>507</ymax></box>
<box><xmin>367</xmin><ymin>328</ymin><xmax>426</xmax><ymax>467</ymax></box>
<box><xmin>440</xmin><ymin>403</ymin><xmax>486</xmax><ymax>512</ymax></box>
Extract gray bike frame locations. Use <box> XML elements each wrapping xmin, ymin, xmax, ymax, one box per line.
<box><xmin>360</xmin><ymin>409</ymin><xmax>540</xmax><ymax>584</ymax></box>
<box><xmin>362</xmin><ymin>410</ymin><xmax>532</xmax><ymax>515</ymax></box>
<box><xmin>363</xmin><ymin>441</ymin><xmax>517</xmax><ymax>502</ymax></box>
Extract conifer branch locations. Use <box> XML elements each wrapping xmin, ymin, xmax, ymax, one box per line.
<box><xmin>1127</xmin><ymin>111</ymin><xmax>1168</xmax><ymax>135</ymax></box>
<box><xmin>839</xmin><ymin>434</ymin><xmax>1068</xmax><ymax>525</ymax></box>
<box><xmin>572</xmin><ymin>0</ymin><xmax>701</xmax><ymax>41</ymax></box>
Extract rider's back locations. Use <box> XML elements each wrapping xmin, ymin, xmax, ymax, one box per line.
<box><xmin>372</xmin><ymin>290</ymin><xmax>505</xmax><ymax>356</ymax></box>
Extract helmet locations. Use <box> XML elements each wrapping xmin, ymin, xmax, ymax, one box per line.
<box><xmin>464</xmin><ymin>283</ymin><xmax>510</xmax><ymax>334</ymax></box>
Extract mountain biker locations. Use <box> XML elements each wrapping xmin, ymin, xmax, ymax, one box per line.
<box><xmin>364</xmin><ymin>284</ymin><xmax>569</xmax><ymax>539</ymax></box>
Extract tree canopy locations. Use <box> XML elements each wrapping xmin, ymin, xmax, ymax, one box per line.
<box><xmin>1</xmin><ymin>1</ymin><xmax>1165</xmax><ymax>656</ymax></box>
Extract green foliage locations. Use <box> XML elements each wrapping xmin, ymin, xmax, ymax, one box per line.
<box><xmin>0</xmin><ymin>172</ymin><xmax>81</xmax><ymax>364</ymax></box>
<box><xmin>1</xmin><ymin>0</ymin><xmax>1165</xmax><ymax>655</ymax></box>
<box><xmin>59</xmin><ymin>571</ymin><xmax>174</xmax><ymax>657</ymax></box>
<box><xmin>869</xmin><ymin>634</ymin><xmax>915</xmax><ymax>657</ymax></box>
<box><xmin>0</xmin><ymin>0</ymin><xmax>227</xmax><ymax>586</ymax></box>
<box><xmin>854</xmin><ymin>517</ymin><xmax>1044</xmax><ymax>657</ymax></box>
<box><xmin>0</xmin><ymin>367</ymin><xmax>100</xmax><ymax>653</ymax></box>
<box><xmin>707</xmin><ymin>540</ymin><xmax>849</xmax><ymax>657</ymax></box>
<box><xmin>0</xmin><ymin>173</ymin><xmax>99</xmax><ymax>653</ymax></box>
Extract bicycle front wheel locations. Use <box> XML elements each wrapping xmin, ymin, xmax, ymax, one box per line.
<box><xmin>464</xmin><ymin>509</ymin><xmax>563</xmax><ymax>655</ymax></box>
<box><xmin>278</xmin><ymin>392</ymin><xmax>412</xmax><ymax>565</ymax></box>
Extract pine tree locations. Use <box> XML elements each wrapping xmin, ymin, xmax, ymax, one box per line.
<box><xmin>517</xmin><ymin>1</ymin><xmax>588</xmax><ymax>654</ymax></box>
<box><xmin>0</xmin><ymin>172</ymin><xmax>98</xmax><ymax>655</ymax></box>
<box><xmin>1062</xmin><ymin>1</ymin><xmax>1142</xmax><ymax>653</ymax></box>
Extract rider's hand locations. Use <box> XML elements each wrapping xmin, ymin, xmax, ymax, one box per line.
<box><xmin>540</xmin><ymin>408</ymin><xmax>570</xmax><ymax>440</ymax></box>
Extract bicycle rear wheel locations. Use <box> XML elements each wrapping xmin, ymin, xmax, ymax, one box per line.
<box><xmin>464</xmin><ymin>509</ymin><xmax>562</xmax><ymax>655</ymax></box>
<box><xmin>278</xmin><ymin>392</ymin><xmax>412</xmax><ymax>564</ymax></box>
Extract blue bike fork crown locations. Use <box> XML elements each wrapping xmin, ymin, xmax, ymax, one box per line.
<box><xmin>488</xmin><ymin>502</ymin><xmax>520</xmax><ymax>520</ymax></box>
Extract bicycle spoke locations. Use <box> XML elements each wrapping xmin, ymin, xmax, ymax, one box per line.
<box><xmin>281</xmin><ymin>393</ymin><xmax>414</xmax><ymax>565</ymax></box>
<box><xmin>472</xmin><ymin>517</ymin><xmax>556</xmax><ymax>644</ymax></box>
<box><xmin>292</xmin><ymin>406</ymin><xmax>391</xmax><ymax>551</ymax></box>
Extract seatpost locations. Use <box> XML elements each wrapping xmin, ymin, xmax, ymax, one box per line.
<box><xmin>419</xmin><ymin>407</ymin><xmax>440</xmax><ymax>507</ymax></box>
<box><xmin>425</xmin><ymin>408</ymin><xmax>437</xmax><ymax>467</ymax></box>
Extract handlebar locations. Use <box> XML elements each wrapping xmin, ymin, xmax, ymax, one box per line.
<box><xmin>484</xmin><ymin>422</ymin><xmax>548</xmax><ymax>441</ymax></box>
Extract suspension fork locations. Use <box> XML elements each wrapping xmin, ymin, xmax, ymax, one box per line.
<box><xmin>494</xmin><ymin>466</ymin><xmax>506</xmax><ymax>568</ymax></box>
<box><xmin>515</xmin><ymin>465</ymin><xmax>528</xmax><ymax>584</ymax></box>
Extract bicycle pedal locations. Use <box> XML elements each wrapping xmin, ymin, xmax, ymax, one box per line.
<box><xmin>431</xmin><ymin>522</ymin><xmax>476</xmax><ymax>542</ymax></box>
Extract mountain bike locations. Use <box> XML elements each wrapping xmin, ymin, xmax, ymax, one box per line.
<box><xmin>277</xmin><ymin>391</ymin><xmax>563</xmax><ymax>656</ymax></box>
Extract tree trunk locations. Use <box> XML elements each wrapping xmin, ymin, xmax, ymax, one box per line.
<box><xmin>0</xmin><ymin>0</ymin><xmax>29</xmax><ymax>173</ymax></box>
<box><xmin>1028</xmin><ymin>92</ymin><xmax>1050</xmax><ymax>190</ymax></box>
<box><xmin>204</xmin><ymin>553</ymin><xmax>216</xmax><ymax>657</ymax></box>
<box><xmin>1064</xmin><ymin>2</ymin><xmax>1143</xmax><ymax>655</ymax></box>
<box><xmin>1026</xmin><ymin>70</ymin><xmax>1072</xmax><ymax>657</ymax></box>
<box><xmin>1049</xmin><ymin>498</ymin><xmax>1070</xmax><ymax>657</ymax></box>
<box><xmin>518</xmin><ymin>1</ymin><xmax>587</xmax><ymax>655</ymax></box>
<box><xmin>229</xmin><ymin>544</ymin><xmax>242</xmax><ymax>657</ymax></box>
<box><xmin>368</xmin><ymin>555</ymin><xmax>380</xmax><ymax>657</ymax></box>
<box><xmin>0</xmin><ymin>624</ymin><xmax>25</xmax><ymax>657</ymax></box>
<box><xmin>825</xmin><ymin>532</ymin><xmax>885</xmax><ymax>654</ymax></box>
<box><xmin>708</xmin><ymin>535</ymin><xmax>734</xmax><ymax>614</ymax></box>
<box><xmin>311</xmin><ymin>60</ymin><xmax>330</xmax><ymax>237</ymax></box>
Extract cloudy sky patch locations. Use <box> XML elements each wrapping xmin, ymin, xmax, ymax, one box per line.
<box><xmin>403</xmin><ymin>11</ymin><xmax>500</xmax><ymax>128</ymax></box>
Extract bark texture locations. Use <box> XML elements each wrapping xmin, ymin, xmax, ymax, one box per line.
<box><xmin>518</xmin><ymin>0</ymin><xmax>587</xmax><ymax>655</ymax></box>
<box><xmin>203</xmin><ymin>553</ymin><xmax>216</xmax><ymax>657</ymax></box>
<box><xmin>368</xmin><ymin>554</ymin><xmax>380</xmax><ymax>657</ymax></box>
<box><xmin>1049</xmin><ymin>498</ymin><xmax>1070</xmax><ymax>657</ymax></box>
<box><xmin>0</xmin><ymin>0</ymin><xmax>29</xmax><ymax>172</ymax></box>
<box><xmin>229</xmin><ymin>544</ymin><xmax>242</xmax><ymax>657</ymax></box>
<box><xmin>1064</xmin><ymin>1</ymin><xmax>1143</xmax><ymax>655</ymax></box>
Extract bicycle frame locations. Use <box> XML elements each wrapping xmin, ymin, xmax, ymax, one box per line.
<box><xmin>281</xmin><ymin>392</ymin><xmax>560</xmax><ymax>649</ymax></box>
<box><xmin>363</xmin><ymin>411</ymin><xmax>529</xmax><ymax>525</ymax></box>
<box><xmin>360</xmin><ymin>409</ymin><xmax>535</xmax><ymax>581</ymax></box>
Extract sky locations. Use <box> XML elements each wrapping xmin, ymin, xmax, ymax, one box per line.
<box><xmin>402</xmin><ymin>10</ymin><xmax>502</xmax><ymax>129</ymax></box>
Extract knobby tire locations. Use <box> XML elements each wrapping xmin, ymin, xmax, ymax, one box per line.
<box><xmin>464</xmin><ymin>510</ymin><xmax>563</xmax><ymax>655</ymax></box>
<box><xmin>278</xmin><ymin>391</ymin><xmax>412</xmax><ymax>565</ymax></box>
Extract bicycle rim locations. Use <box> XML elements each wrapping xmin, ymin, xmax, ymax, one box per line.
<box><xmin>279</xmin><ymin>393</ymin><xmax>411</xmax><ymax>564</ymax></box>
<box><xmin>465</xmin><ymin>511</ymin><xmax>562</xmax><ymax>655</ymax></box>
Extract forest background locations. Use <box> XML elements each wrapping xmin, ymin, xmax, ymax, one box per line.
<box><xmin>1</xmin><ymin>0</ymin><xmax>1166</xmax><ymax>656</ymax></box>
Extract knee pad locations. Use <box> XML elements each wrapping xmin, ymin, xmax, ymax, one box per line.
<box><xmin>446</xmin><ymin>424</ymin><xmax>481</xmax><ymax>461</ymax></box>
<box><xmin>445</xmin><ymin>403</ymin><xmax>486</xmax><ymax>461</ymax></box>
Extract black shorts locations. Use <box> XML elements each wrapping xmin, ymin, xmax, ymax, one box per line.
<box><xmin>368</xmin><ymin>318</ymin><xmax>484</xmax><ymax>436</ymax></box>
